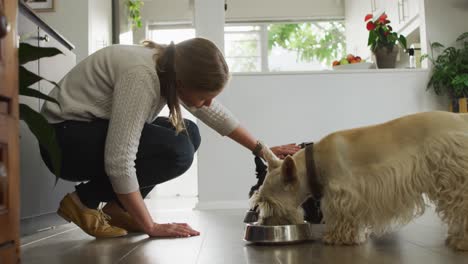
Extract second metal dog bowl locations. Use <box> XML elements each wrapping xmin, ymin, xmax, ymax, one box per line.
<box><xmin>244</xmin><ymin>222</ymin><xmax>325</xmax><ymax>244</ymax></box>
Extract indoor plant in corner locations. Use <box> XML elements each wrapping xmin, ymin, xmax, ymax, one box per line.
<box><xmin>422</xmin><ymin>32</ymin><xmax>468</xmax><ymax>112</ymax></box>
<box><xmin>19</xmin><ymin>42</ymin><xmax>62</xmax><ymax>178</ymax></box>
<box><xmin>365</xmin><ymin>12</ymin><xmax>407</xmax><ymax>68</ymax></box>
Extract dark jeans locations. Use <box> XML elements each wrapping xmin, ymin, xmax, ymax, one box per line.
<box><xmin>40</xmin><ymin>117</ymin><xmax>201</xmax><ymax>209</ymax></box>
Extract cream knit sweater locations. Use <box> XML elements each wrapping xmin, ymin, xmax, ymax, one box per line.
<box><xmin>41</xmin><ymin>45</ymin><xmax>239</xmax><ymax>194</ymax></box>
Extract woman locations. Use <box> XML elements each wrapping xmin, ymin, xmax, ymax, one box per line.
<box><xmin>39</xmin><ymin>38</ymin><xmax>300</xmax><ymax>238</ymax></box>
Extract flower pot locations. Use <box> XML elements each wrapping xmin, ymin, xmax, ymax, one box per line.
<box><xmin>449</xmin><ymin>97</ymin><xmax>468</xmax><ymax>113</ymax></box>
<box><xmin>373</xmin><ymin>46</ymin><xmax>398</xmax><ymax>69</ymax></box>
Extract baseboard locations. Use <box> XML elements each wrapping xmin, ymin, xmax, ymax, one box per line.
<box><xmin>194</xmin><ymin>200</ymin><xmax>250</xmax><ymax>210</ymax></box>
<box><xmin>20</xmin><ymin>212</ymin><xmax>69</xmax><ymax>237</ymax></box>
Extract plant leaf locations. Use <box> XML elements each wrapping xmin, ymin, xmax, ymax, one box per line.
<box><xmin>399</xmin><ymin>35</ymin><xmax>407</xmax><ymax>50</ymax></box>
<box><xmin>19</xmin><ymin>66</ymin><xmax>42</xmax><ymax>88</ymax></box>
<box><xmin>431</xmin><ymin>42</ymin><xmax>445</xmax><ymax>49</ymax></box>
<box><xmin>19</xmin><ymin>86</ymin><xmax>60</xmax><ymax>106</ymax></box>
<box><xmin>420</xmin><ymin>54</ymin><xmax>431</xmax><ymax>63</ymax></box>
<box><xmin>456</xmin><ymin>32</ymin><xmax>468</xmax><ymax>42</ymax></box>
<box><xmin>368</xmin><ymin>30</ymin><xmax>376</xmax><ymax>47</ymax></box>
<box><xmin>20</xmin><ymin>104</ymin><xmax>61</xmax><ymax>178</ymax></box>
<box><xmin>19</xmin><ymin>43</ymin><xmax>63</xmax><ymax>65</ymax></box>
<box><xmin>19</xmin><ymin>66</ymin><xmax>60</xmax><ymax>89</ymax></box>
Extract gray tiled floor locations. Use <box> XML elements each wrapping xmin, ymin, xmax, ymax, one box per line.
<box><xmin>21</xmin><ymin>206</ymin><xmax>468</xmax><ymax>264</ymax></box>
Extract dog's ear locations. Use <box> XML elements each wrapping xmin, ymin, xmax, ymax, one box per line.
<box><xmin>281</xmin><ymin>155</ymin><xmax>297</xmax><ymax>184</ymax></box>
<box><xmin>261</xmin><ymin>142</ymin><xmax>281</xmax><ymax>169</ymax></box>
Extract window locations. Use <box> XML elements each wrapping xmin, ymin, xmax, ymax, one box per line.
<box><xmin>224</xmin><ymin>21</ymin><xmax>346</xmax><ymax>72</ymax></box>
<box><xmin>145</xmin><ymin>24</ymin><xmax>199</xmax><ymax>201</ymax></box>
<box><xmin>224</xmin><ymin>26</ymin><xmax>262</xmax><ymax>72</ymax></box>
<box><xmin>147</xmin><ymin>21</ymin><xmax>345</xmax><ymax>73</ymax></box>
<box><xmin>147</xmin><ymin>24</ymin><xmax>195</xmax><ymax>44</ymax></box>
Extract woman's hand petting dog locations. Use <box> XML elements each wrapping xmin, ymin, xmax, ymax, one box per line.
<box><xmin>270</xmin><ymin>143</ymin><xmax>301</xmax><ymax>159</ymax></box>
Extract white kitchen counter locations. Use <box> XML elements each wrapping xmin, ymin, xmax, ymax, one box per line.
<box><xmin>233</xmin><ymin>68</ymin><xmax>429</xmax><ymax>76</ymax></box>
<box><xmin>198</xmin><ymin>67</ymin><xmax>445</xmax><ymax>209</ymax></box>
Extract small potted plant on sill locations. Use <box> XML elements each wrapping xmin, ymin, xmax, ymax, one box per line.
<box><xmin>365</xmin><ymin>12</ymin><xmax>407</xmax><ymax>68</ymax></box>
<box><xmin>422</xmin><ymin>32</ymin><xmax>468</xmax><ymax>112</ymax></box>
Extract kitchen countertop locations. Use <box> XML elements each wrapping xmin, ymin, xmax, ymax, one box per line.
<box><xmin>232</xmin><ymin>68</ymin><xmax>429</xmax><ymax>76</ymax></box>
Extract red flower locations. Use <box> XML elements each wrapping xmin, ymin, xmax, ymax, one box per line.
<box><xmin>378</xmin><ymin>13</ymin><xmax>388</xmax><ymax>23</ymax></box>
<box><xmin>365</xmin><ymin>12</ymin><xmax>407</xmax><ymax>51</ymax></box>
<box><xmin>366</xmin><ymin>21</ymin><xmax>376</xmax><ymax>31</ymax></box>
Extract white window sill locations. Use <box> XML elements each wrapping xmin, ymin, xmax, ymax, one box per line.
<box><xmin>232</xmin><ymin>68</ymin><xmax>429</xmax><ymax>76</ymax></box>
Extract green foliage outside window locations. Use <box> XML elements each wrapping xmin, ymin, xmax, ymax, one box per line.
<box><xmin>268</xmin><ymin>21</ymin><xmax>346</xmax><ymax>65</ymax></box>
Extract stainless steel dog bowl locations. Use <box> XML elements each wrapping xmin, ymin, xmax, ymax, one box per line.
<box><xmin>244</xmin><ymin>222</ymin><xmax>325</xmax><ymax>244</ymax></box>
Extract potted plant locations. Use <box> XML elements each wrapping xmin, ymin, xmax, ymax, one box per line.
<box><xmin>19</xmin><ymin>42</ymin><xmax>62</xmax><ymax>178</ymax></box>
<box><xmin>422</xmin><ymin>32</ymin><xmax>468</xmax><ymax>112</ymax></box>
<box><xmin>365</xmin><ymin>12</ymin><xmax>407</xmax><ymax>68</ymax></box>
<box><xmin>127</xmin><ymin>0</ymin><xmax>143</xmax><ymax>29</ymax></box>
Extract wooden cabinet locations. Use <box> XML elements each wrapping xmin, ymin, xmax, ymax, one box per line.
<box><xmin>17</xmin><ymin>3</ymin><xmax>76</xmax><ymax>236</ymax></box>
<box><xmin>0</xmin><ymin>0</ymin><xmax>20</xmax><ymax>263</ymax></box>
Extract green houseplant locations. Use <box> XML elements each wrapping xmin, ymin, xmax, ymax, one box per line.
<box><xmin>19</xmin><ymin>42</ymin><xmax>62</xmax><ymax>178</ymax></box>
<box><xmin>365</xmin><ymin>12</ymin><xmax>407</xmax><ymax>68</ymax></box>
<box><xmin>422</xmin><ymin>32</ymin><xmax>468</xmax><ymax>112</ymax></box>
<box><xmin>127</xmin><ymin>0</ymin><xmax>144</xmax><ymax>29</ymax></box>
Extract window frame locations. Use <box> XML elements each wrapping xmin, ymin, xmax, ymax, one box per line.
<box><xmin>146</xmin><ymin>22</ymin><xmax>195</xmax><ymax>43</ymax></box>
<box><xmin>225</xmin><ymin>18</ymin><xmax>345</xmax><ymax>73</ymax></box>
<box><xmin>146</xmin><ymin>18</ymin><xmax>346</xmax><ymax>73</ymax></box>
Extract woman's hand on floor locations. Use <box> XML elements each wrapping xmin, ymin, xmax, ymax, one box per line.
<box><xmin>147</xmin><ymin>222</ymin><xmax>200</xmax><ymax>237</ymax></box>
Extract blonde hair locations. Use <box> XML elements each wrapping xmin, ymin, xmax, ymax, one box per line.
<box><xmin>142</xmin><ymin>38</ymin><xmax>230</xmax><ymax>133</ymax></box>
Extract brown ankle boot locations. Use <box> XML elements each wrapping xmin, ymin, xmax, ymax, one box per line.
<box><xmin>57</xmin><ymin>194</ymin><xmax>128</xmax><ymax>238</ymax></box>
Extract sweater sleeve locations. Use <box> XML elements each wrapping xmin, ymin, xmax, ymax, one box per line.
<box><xmin>104</xmin><ymin>66</ymin><xmax>158</xmax><ymax>194</ymax></box>
<box><xmin>185</xmin><ymin>99</ymin><xmax>240</xmax><ymax>136</ymax></box>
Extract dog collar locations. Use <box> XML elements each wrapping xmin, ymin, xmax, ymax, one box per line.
<box><xmin>305</xmin><ymin>143</ymin><xmax>323</xmax><ymax>200</ymax></box>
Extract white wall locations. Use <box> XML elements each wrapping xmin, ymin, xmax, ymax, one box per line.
<box><xmin>345</xmin><ymin>0</ymin><xmax>374</xmax><ymax>60</ymax></box>
<box><xmin>118</xmin><ymin>0</ymin><xmax>134</xmax><ymax>44</ymax></box>
<box><xmin>422</xmin><ymin>0</ymin><xmax>468</xmax><ymax>51</ymax></box>
<box><xmin>36</xmin><ymin>0</ymin><xmax>89</xmax><ymax>62</ymax></box>
<box><xmin>225</xmin><ymin>0</ymin><xmax>344</xmax><ymax>21</ymax></box>
<box><xmin>89</xmin><ymin>0</ymin><xmax>113</xmax><ymax>54</ymax></box>
<box><xmin>196</xmin><ymin>69</ymin><xmax>446</xmax><ymax>209</ymax></box>
<box><xmin>138</xmin><ymin>0</ymin><xmax>344</xmax><ymax>23</ymax></box>
<box><xmin>37</xmin><ymin>0</ymin><xmax>113</xmax><ymax>62</ymax></box>
<box><xmin>194</xmin><ymin>0</ymin><xmax>225</xmax><ymax>52</ymax></box>
<box><xmin>141</xmin><ymin>0</ymin><xmax>193</xmax><ymax>23</ymax></box>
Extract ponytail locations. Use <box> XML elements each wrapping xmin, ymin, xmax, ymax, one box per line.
<box><xmin>144</xmin><ymin>40</ymin><xmax>185</xmax><ymax>133</ymax></box>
